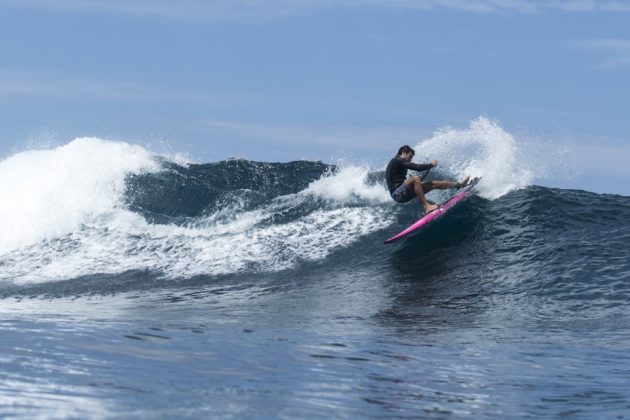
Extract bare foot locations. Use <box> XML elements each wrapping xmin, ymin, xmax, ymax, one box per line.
<box><xmin>424</xmin><ymin>203</ymin><xmax>438</xmax><ymax>214</ymax></box>
<box><xmin>458</xmin><ymin>175</ymin><xmax>470</xmax><ymax>188</ymax></box>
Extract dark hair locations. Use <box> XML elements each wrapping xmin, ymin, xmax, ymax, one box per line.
<box><xmin>397</xmin><ymin>145</ymin><xmax>415</xmax><ymax>156</ymax></box>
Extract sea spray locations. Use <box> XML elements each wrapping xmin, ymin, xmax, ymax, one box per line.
<box><xmin>303</xmin><ymin>165</ymin><xmax>391</xmax><ymax>204</ymax></box>
<box><xmin>416</xmin><ymin>117</ymin><xmax>533</xmax><ymax>199</ymax></box>
<box><xmin>0</xmin><ymin>138</ymin><xmax>158</xmax><ymax>255</ymax></box>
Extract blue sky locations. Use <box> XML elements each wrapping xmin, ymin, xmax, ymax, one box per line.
<box><xmin>1</xmin><ymin>0</ymin><xmax>629</xmax><ymax>194</ymax></box>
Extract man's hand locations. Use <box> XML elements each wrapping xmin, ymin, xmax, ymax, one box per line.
<box><xmin>431</xmin><ymin>160</ymin><xmax>438</xmax><ymax>167</ymax></box>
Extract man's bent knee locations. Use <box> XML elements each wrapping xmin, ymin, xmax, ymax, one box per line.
<box><xmin>404</xmin><ymin>176</ymin><xmax>420</xmax><ymax>188</ymax></box>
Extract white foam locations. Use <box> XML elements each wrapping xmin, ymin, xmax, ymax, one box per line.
<box><xmin>303</xmin><ymin>165</ymin><xmax>391</xmax><ymax>204</ymax></box>
<box><xmin>0</xmin><ymin>138</ymin><xmax>158</xmax><ymax>255</ymax></box>
<box><xmin>3</xmin><ymin>202</ymin><xmax>393</xmax><ymax>284</ymax></box>
<box><xmin>415</xmin><ymin>117</ymin><xmax>534</xmax><ymax>199</ymax></box>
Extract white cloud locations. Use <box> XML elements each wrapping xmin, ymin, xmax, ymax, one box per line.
<box><xmin>0</xmin><ymin>0</ymin><xmax>312</xmax><ymax>21</ymax></box>
<box><xmin>547</xmin><ymin>0</ymin><xmax>630</xmax><ymax>12</ymax></box>
<box><xmin>569</xmin><ymin>38</ymin><xmax>630</xmax><ymax>69</ymax></box>
<box><xmin>0</xmin><ymin>69</ymin><xmax>261</xmax><ymax>105</ymax></box>
<box><xmin>3</xmin><ymin>0</ymin><xmax>630</xmax><ymax>21</ymax></box>
<box><xmin>572</xmin><ymin>142</ymin><xmax>630</xmax><ymax>177</ymax></box>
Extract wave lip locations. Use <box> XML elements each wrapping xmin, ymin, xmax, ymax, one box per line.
<box><xmin>0</xmin><ymin>138</ymin><xmax>158</xmax><ymax>255</ymax></box>
<box><xmin>414</xmin><ymin>117</ymin><xmax>571</xmax><ymax>200</ymax></box>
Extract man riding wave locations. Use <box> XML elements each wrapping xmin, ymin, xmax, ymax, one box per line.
<box><xmin>386</xmin><ymin>145</ymin><xmax>470</xmax><ymax>214</ymax></box>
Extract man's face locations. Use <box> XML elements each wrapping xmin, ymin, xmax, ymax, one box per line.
<box><xmin>401</xmin><ymin>151</ymin><xmax>414</xmax><ymax>161</ymax></box>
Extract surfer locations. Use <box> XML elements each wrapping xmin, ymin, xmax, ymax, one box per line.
<box><xmin>386</xmin><ymin>145</ymin><xmax>470</xmax><ymax>214</ymax></box>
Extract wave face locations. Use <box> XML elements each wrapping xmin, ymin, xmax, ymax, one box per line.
<box><xmin>1</xmin><ymin>133</ymin><xmax>629</xmax><ymax>317</ymax></box>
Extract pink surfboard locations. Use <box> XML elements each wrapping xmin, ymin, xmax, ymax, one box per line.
<box><xmin>384</xmin><ymin>177</ymin><xmax>480</xmax><ymax>244</ymax></box>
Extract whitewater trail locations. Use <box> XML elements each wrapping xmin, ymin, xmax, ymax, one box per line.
<box><xmin>0</xmin><ymin>139</ymin><xmax>393</xmax><ymax>284</ymax></box>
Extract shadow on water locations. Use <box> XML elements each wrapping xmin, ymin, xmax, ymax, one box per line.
<box><xmin>387</xmin><ymin>198</ymin><xmax>487</xmax><ymax>277</ymax></box>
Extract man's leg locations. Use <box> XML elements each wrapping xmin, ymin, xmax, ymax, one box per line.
<box><xmin>422</xmin><ymin>176</ymin><xmax>470</xmax><ymax>193</ymax></box>
<box><xmin>404</xmin><ymin>176</ymin><xmax>438</xmax><ymax>213</ymax></box>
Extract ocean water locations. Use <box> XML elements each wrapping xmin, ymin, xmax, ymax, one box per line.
<box><xmin>1</xmin><ymin>124</ymin><xmax>630</xmax><ymax>418</ymax></box>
